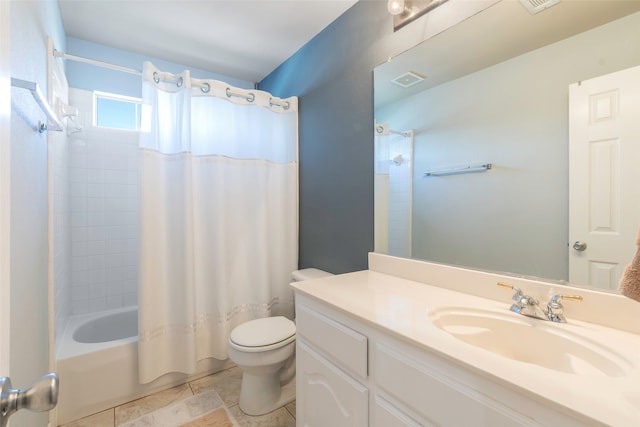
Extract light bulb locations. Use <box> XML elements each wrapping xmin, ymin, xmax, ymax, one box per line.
<box><xmin>387</xmin><ymin>0</ymin><xmax>406</xmax><ymax>15</ymax></box>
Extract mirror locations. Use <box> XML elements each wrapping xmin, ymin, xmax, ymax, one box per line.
<box><xmin>374</xmin><ymin>0</ymin><xmax>640</xmax><ymax>291</ymax></box>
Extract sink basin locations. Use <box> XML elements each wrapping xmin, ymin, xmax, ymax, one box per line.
<box><xmin>429</xmin><ymin>307</ymin><xmax>632</xmax><ymax>377</ymax></box>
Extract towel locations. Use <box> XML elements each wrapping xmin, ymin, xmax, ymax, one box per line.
<box><xmin>618</xmin><ymin>228</ymin><xmax>640</xmax><ymax>302</ymax></box>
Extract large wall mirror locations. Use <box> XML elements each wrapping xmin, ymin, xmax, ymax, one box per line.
<box><xmin>374</xmin><ymin>0</ymin><xmax>640</xmax><ymax>292</ymax></box>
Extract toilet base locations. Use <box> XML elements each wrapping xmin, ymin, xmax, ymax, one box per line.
<box><xmin>238</xmin><ymin>374</ymin><xmax>296</xmax><ymax>416</ymax></box>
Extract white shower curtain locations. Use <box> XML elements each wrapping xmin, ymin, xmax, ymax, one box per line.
<box><xmin>138</xmin><ymin>62</ymin><xmax>298</xmax><ymax>383</ymax></box>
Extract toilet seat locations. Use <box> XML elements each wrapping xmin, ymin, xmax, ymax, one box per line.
<box><xmin>229</xmin><ymin>316</ymin><xmax>296</xmax><ymax>353</ymax></box>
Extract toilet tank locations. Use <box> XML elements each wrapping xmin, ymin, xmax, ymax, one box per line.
<box><xmin>291</xmin><ymin>268</ymin><xmax>333</xmax><ymax>282</ymax></box>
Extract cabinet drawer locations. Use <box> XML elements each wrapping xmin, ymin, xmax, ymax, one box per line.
<box><xmin>296</xmin><ymin>304</ymin><xmax>368</xmax><ymax>379</ymax></box>
<box><xmin>374</xmin><ymin>343</ymin><xmax>533</xmax><ymax>427</ymax></box>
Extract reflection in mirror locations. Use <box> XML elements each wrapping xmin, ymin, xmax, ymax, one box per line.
<box><xmin>374</xmin><ymin>1</ymin><xmax>640</xmax><ymax>292</ymax></box>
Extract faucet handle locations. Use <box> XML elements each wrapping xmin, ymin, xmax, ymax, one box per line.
<box><xmin>547</xmin><ymin>294</ymin><xmax>583</xmax><ymax>323</ymax></box>
<box><xmin>497</xmin><ymin>282</ymin><xmax>524</xmax><ymax>302</ymax></box>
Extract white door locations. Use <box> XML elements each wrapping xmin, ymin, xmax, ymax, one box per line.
<box><xmin>569</xmin><ymin>65</ymin><xmax>640</xmax><ymax>290</ymax></box>
<box><xmin>0</xmin><ymin>0</ymin><xmax>12</xmax><ymax>379</ymax></box>
<box><xmin>1</xmin><ymin>3</ymin><xmax>56</xmax><ymax>426</ymax></box>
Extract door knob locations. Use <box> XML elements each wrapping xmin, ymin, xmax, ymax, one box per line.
<box><xmin>573</xmin><ymin>241</ymin><xmax>587</xmax><ymax>251</ymax></box>
<box><xmin>0</xmin><ymin>373</ymin><xmax>58</xmax><ymax>427</ymax></box>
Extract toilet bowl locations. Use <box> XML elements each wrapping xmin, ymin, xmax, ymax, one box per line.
<box><xmin>227</xmin><ymin>268</ymin><xmax>333</xmax><ymax>416</ymax></box>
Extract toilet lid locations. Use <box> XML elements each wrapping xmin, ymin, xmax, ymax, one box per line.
<box><xmin>230</xmin><ymin>316</ymin><xmax>296</xmax><ymax>347</ymax></box>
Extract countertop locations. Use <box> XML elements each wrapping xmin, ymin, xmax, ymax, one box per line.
<box><xmin>292</xmin><ymin>269</ymin><xmax>640</xmax><ymax>426</ymax></box>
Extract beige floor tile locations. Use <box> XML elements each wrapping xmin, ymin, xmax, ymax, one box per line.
<box><xmin>190</xmin><ymin>366</ymin><xmax>243</xmax><ymax>407</ymax></box>
<box><xmin>229</xmin><ymin>406</ymin><xmax>295</xmax><ymax>427</ymax></box>
<box><xmin>119</xmin><ymin>390</ymin><xmax>228</xmax><ymax>427</ymax></box>
<box><xmin>115</xmin><ymin>383</ymin><xmax>193</xmax><ymax>425</ymax></box>
<box><xmin>178</xmin><ymin>407</ymin><xmax>235</xmax><ymax>427</ymax></box>
<box><xmin>58</xmin><ymin>408</ymin><xmax>114</xmax><ymax>427</ymax></box>
<box><xmin>285</xmin><ymin>401</ymin><xmax>296</xmax><ymax>419</ymax></box>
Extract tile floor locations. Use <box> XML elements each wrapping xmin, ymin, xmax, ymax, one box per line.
<box><xmin>59</xmin><ymin>366</ymin><xmax>296</xmax><ymax>427</ymax></box>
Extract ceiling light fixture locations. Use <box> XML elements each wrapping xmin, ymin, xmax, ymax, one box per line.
<box><xmin>389</xmin><ymin>0</ymin><xmax>450</xmax><ymax>31</ymax></box>
<box><xmin>387</xmin><ymin>0</ymin><xmax>406</xmax><ymax>16</ymax></box>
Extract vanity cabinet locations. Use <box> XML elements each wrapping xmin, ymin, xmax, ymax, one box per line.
<box><xmin>295</xmin><ymin>294</ymin><xmax>593</xmax><ymax>427</ymax></box>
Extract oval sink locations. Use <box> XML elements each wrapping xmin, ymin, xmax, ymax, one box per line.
<box><xmin>429</xmin><ymin>307</ymin><xmax>632</xmax><ymax>377</ymax></box>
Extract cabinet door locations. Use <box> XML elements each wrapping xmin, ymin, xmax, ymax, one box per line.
<box><xmin>297</xmin><ymin>340</ymin><xmax>368</xmax><ymax>427</ymax></box>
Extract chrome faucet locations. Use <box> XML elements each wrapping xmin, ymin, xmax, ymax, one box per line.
<box><xmin>497</xmin><ymin>282</ymin><xmax>583</xmax><ymax>323</ymax></box>
<box><xmin>546</xmin><ymin>294</ymin><xmax>583</xmax><ymax>323</ymax></box>
<box><xmin>497</xmin><ymin>282</ymin><xmax>548</xmax><ymax>320</ymax></box>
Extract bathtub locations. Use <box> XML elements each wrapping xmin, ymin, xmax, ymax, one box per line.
<box><xmin>56</xmin><ymin>306</ymin><xmax>232</xmax><ymax>425</ymax></box>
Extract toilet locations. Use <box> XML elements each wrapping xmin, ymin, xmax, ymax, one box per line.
<box><xmin>227</xmin><ymin>268</ymin><xmax>333</xmax><ymax>416</ymax></box>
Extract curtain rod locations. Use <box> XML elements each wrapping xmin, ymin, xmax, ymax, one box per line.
<box><xmin>53</xmin><ymin>49</ymin><xmax>141</xmax><ymax>75</ymax></box>
<box><xmin>52</xmin><ymin>49</ymin><xmax>290</xmax><ymax>109</ymax></box>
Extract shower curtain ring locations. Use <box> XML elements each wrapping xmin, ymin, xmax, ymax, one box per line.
<box><xmin>153</xmin><ymin>72</ymin><xmax>160</xmax><ymax>84</ymax></box>
<box><xmin>177</xmin><ymin>77</ymin><xmax>183</xmax><ymax>88</ymax></box>
<box><xmin>201</xmin><ymin>83</ymin><xmax>211</xmax><ymax>93</ymax></box>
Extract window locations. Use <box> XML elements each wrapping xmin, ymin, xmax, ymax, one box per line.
<box><xmin>94</xmin><ymin>91</ymin><xmax>143</xmax><ymax>130</ymax></box>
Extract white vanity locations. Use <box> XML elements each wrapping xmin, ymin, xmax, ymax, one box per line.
<box><xmin>291</xmin><ymin>253</ymin><xmax>640</xmax><ymax>426</ymax></box>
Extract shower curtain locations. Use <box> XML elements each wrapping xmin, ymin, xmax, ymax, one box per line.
<box><xmin>138</xmin><ymin>62</ymin><xmax>298</xmax><ymax>383</ymax></box>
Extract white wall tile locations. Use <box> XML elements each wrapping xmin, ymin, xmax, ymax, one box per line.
<box><xmin>71</xmin><ymin>226</ymin><xmax>88</xmax><ymax>242</ymax></box>
<box><xmin>72</xmin><ymin>256</ymin><xmax>88</xmax><ymax>272</ymax></box>
<box><xmin>89</xmin><ymin>282</ymin><xmax>107</xmax><ymax>299</ymax></box>
<box><xmin>70</xmin><ymin>197</ymin><xmax>87</xmax><ymax>213</ymax></box>
<box><xmin>87</xmin><ymin>169</ymin><xmax>104</xmax><ymax>183</ymax></box>
<box><xmin>88</xmin><ymin>268</ymin><xmax>106</xmax><ymax>285</ymax></box>
<box><xmin>71</xmin><ymin>211</ymin><xmax>88</xmax><ymax>228</ymax></box>
<box><xmin>87</xmin><ymin>240</ymin><xmax>106</xmax><ymax>255</ymax></box>
<box><xmin>106</xmin><ymin>280</ymin><xmax>123</xmax><ymax>296</ymax></box>
<box><xmin>124</xmin><ymin>292</ymin><xmax>138</xmax><ymax>306</ymax></box>
<box><xmin>107</xmin><ymin>295</ymin><xmax>124</xmax><ymax>310</ymax></box>
<box><xmin>68</xmin><ymin>88</ymin><xmax>140</xmax><ymax>314</ymax></box>
<box><xmin>88</xmin><ymin>298</ymin><xmax>106</xmax><ymax>312</ymax></box>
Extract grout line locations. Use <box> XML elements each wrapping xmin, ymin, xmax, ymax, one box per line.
<box><xmin>285</xmin><ymin>405</ymin><xmax>296</xmax><ymax>419</ymax></box>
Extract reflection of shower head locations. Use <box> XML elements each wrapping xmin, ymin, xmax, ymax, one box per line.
<box><xmin>66</xmin><ymin>115</ymin><xmax>84</xmax><ymax>135</ymax></box>
<box><xmin>375</xmin><ymin>123</ymin><xmax>390</xmax><ymax>135</ymax></box>
<box><xmin>54</xmin><ymin>97</ymin><xmax>83</xmax><ymax>134</ymax></box>
<box><xmin>375</xmin><ymin>123</ymin><xmax>412</xmax><ymax>138</ymax></box>
<box><xmin>60</xmin><ymin>103</ymin><xmax>78</xmax><ymax>119</ymax></box>
<box><xmin>391</xmin><ymin>154</ymin><xmax>404</xmax><ymax>165</ymax></box>
<box><xmin>55</xmin><ymin>97</ymin><xmax>79</xmax><ymax>119</ymax></box>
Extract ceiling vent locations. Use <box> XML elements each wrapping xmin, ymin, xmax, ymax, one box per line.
<box><xmin>391</xmin><ymin>71</ymin><xmax>425</xmax><ymax>88</ymax></box>
<box><xmin>518</xmin><ymin>0</ymin><xmax>560</xmax><ymax>14</ymax></box>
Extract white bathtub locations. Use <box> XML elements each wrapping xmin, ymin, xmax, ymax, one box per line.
<box><xmin>56</xmin><ymin>306</ymin><xmax>232</xmax><ymax>425</ymax></box>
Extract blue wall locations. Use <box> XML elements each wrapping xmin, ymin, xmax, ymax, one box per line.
<box><xmin>259</xmin><ymin>1</ymin><xmax>425</xmax><ymax>274</ymax></box>
<box><xmin>65</xmin><ymin>37</ymin><xmax>253</xmax><ymax>98</ymax></box>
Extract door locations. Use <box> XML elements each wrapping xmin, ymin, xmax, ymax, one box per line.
<box><xmin>1</xmin><ymin>0</ymin><xmax>11</xmax><ymax>379</ymax></box>
<box><xmin>1</xmin><ymin>3</ymin><xmax>56</xmax><ymax>425</ymax></box>
<box><xmin>569</xmin><ymin>65</ymin><xmax>640</xmax><ymax>289</ymax></box>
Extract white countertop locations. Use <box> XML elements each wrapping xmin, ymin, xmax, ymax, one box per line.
<box><xmin>292</xmin><ymin>269</ymin><xmax>640</xmax><ymax>426</ymax></box>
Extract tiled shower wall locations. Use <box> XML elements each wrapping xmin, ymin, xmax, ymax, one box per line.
<box><xmin>51</xmin><ymin>105</ymin><xmax>71</xmax><ymax>342</ymax></box>
<box><xmin>67</xmin><ymin>88</ymin><xmax>139</xmax><ymax>315</ymax></box>
<box><xmin>51</xmin><ymin>53</ymin><xmax>72</xmax><ymax>343</ymax></box>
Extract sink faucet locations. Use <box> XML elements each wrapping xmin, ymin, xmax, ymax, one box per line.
<box><xmin>547</xmin><ymin>294</ymin><xmax>583</xmax><ymax>323</ymax></box>
<box><xmin>497</xmin><ymin>283</ymin><xmax>583</xmax><ymax>323</ymax></box>
<box><xmin>497</xmin><ymin>282</ymin><xmax>548</xmax><ymax>320</ymax></box>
